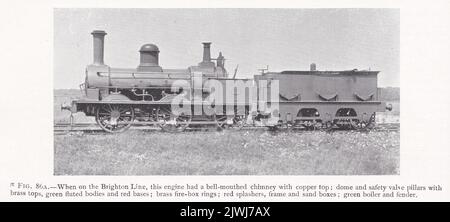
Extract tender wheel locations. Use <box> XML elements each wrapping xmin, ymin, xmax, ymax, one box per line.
<box><xmin>352</xmin><ymin>114</ymin><xmax>376</xmax><ymax>130</ymax></box>
<box><xmin>214</xmin><ymin>115</ymin><xmax>227</xmax><ymax>130</ymax></box>
<box><xmin>336</xmin><ymin>118</ymin><xmax>355</xmax><ymax>130</ymax></box>
<box><xmin>216</xmin><ymin>115</ymin><xmax>247</xmax><ymax>130</ymax></box>
<box><xmin>323</xmin><ymin>121</ymin><xmax>334</xmax><ymax>130</ymax></box>
<box><xmin>302</xmin><ymin>120</ymin><xmax>317</xmax><ymax>130</ymax></box>
<box><xmin>351</xmin><ymin>120</ymin><xmax>367</xmax><ymax>130</ymax></box>
<box><xmin>156</xmin><ymin>107</ymin><xmax>191</xmax><ymax>132</ymax></box>
<box><xmin>95</xmin><ymin>104</ymin><xmax>135</xmax><ymax>133</ymax></box>
<box><xmin>313</xmin><ymin>121</ymin><xmax>323</xmax><ymax>130</ymax></box>
<box><xmin>366</xmin><ymin>113</ymin><xmax>376</xmax><ymax>129</ymax></box>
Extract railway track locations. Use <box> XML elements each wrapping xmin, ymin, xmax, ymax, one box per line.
<box><xmin>54</xmin><ymin>122</ymin><xmax>400</xmax><ymax>135</ymax></box>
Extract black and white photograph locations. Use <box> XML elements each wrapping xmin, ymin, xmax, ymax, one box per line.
<box><xmin>53</xmin><ymin>8</ymin><xmax>399</xmax><ymax>175</ymax></box>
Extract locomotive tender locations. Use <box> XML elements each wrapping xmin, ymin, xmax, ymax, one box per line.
<box><xmin>62</xmin><ymin>30</ymin><xmax>391</xmax><ymax>133</ymax></box>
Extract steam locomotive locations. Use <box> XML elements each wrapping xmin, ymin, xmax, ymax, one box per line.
<box><xmin>62</xmin><ymin>30</ymin><xmax>391</xmax><ymax>133</ymax></box>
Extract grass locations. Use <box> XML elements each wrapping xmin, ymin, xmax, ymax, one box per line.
<box><xmin>54</xmin><ymin>129</ymin><xmax>399</xmax><ymax>175</ymax></box>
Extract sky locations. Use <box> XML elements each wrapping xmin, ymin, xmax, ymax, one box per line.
<box><xmin>54</xmin><ymin>8</ymin><xmax>399</xmax><ymax>89</ymax></box>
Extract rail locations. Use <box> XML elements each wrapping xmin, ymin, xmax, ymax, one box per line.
<box><xmin>54</xmin><ymin>122</ymin><xmax>400</xmax><ymax>135</ymax></box>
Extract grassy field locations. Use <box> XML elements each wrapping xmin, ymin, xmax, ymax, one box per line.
<box><xmin>54</xmin><ymin>89</ymin><xmax>400</xmax><ymax>175</ymax></box>
<box><xmin>54</xmin><ymin>130</ymin><xmax>399</xmax><ymax>175</ymax></box>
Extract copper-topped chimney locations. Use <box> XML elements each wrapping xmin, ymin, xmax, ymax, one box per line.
<box><xmin>91</xmin><ymin>30</ymin><xmax>107</xmax><ymax>66</ymax></box>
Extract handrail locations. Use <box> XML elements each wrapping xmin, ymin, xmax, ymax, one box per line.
<box><xmin>99</xmin><ymin>70</ymin><xmax>188</xmax><ymax>75</ymax></box>
<box><xmin>98</xmin><ymin>71</ymin><xmax>190</xmax><ymax>80</ymax></box>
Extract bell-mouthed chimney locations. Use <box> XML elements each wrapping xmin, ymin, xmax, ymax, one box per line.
<box><xmin>91</xmin><ymin>30</ymin><xmax>107</xmax><ymax>66</ymax></box>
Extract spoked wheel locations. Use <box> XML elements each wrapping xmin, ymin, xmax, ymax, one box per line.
<box><xmin>366</xmin><ymin>113</ymin><xmax>376</xmax><ymax>129</ymax></box>
<box><xmin>156</xmin><ymin>107</ymin><xmax>191</xmax><ymax>132</ymax></box>
<box><xmin>323</xmin><ymin>121</ymin><xmax>334</xmax><ymax>131</ymax></box>
<box><xmin>216</xmin><ymin>115</ymin><xmax>247</xmax><ymax>130</ymax></box>
<box><xmin>313</xmin><ymin>121</ymin><xmax>323</xmax><ymax>130</ymax></box>
<box><xmin>214</xmin><ymin>115</ymin><xmax>228</xmax><ymax>130</ymax></box>
<box><xmin>351</xmin><ymin>114</ymin><xmax>376</xmax><ymax>130</ymax></box>
<box><xmin>95</xmin><ymin>104</ymin><xmax>135</xmax><ymax>133</ymax></box>
<box><xmin>302</xmin><ymin>120</ymin><xmax>318</xmax><ymax>130</ymax></box>
<box><xmin>201</xmin><ymin>114</ymin><xmax>227</xmax><ymax>131</ymax></box>
<box><xmin>336</xmin><ymin>119</ymin><xmax>356</xmax><ymax>130</ymax></box>
<box><xmin>350</xmin><ymin>119</ymin><xmax>367</xmax><ymax>130</ymax></box>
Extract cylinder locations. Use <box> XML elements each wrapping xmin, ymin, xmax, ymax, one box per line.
<box><xmin>91</xmin><ymin>30</ymin><xmax>107</xmax><ymax>65</ymax></box>
<box><xmin>310</xmin><ymin>63</ymin><xmax>316</xmax><ymax>71</ymax></box>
